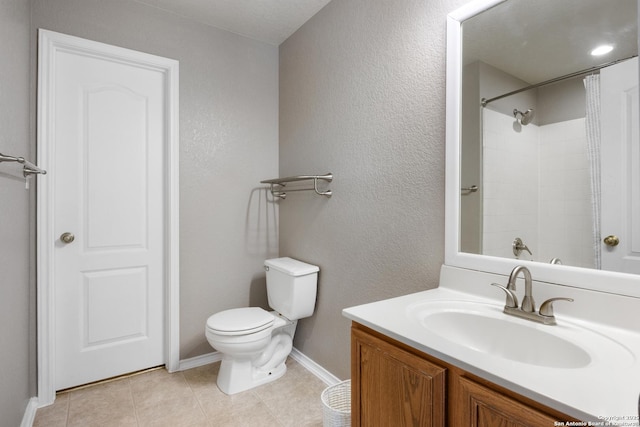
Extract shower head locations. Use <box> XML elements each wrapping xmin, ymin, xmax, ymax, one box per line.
<box><xmin>513</xmin><ymin>108</ymin><xmax>535</xmax><ymax>125</ymax></box>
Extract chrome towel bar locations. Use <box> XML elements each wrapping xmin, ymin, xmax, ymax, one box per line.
<box><xmin>261</xmin><ymin>173</ymin><xmax>333</xmax><ymax>199</ymax></box>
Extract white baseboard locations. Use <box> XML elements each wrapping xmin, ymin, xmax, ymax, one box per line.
<box><xmin>177</xmin><ymin>351</ymin><xmax>223</xmax><ymax>371</ymax></box>
<box><xmin>177</xmin><ymin>348</ymin><xmax>341</xmax><ymax>386</ymax></box>
<box><xmin>289</xmin><ymin>347</ymin><xmax>341</xmax><ymax>386</ymax></box>
<box><xmin>21</xmin><ymin>397</ymin><xmax>39</xmax><ymax>427</ymax></box>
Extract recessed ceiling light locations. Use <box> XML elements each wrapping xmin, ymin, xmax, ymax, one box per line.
<box><xmin>591</xmin><ymin>45</ymin><xmax>614</xmax><ymax>56</ymax></box>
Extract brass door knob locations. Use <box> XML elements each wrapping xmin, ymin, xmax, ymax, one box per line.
<box><xmin>603</xmin><ymin>235</ymin><xmax>619</xmax><ymax>247</ymax></box>
<box><xmin>60</xmin><ymin>232</ymin><xmax>75</xmax><ymax>244</ymax></box>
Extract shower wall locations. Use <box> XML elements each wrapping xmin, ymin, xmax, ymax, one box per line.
<box><xmin>482</xmin><ymin>109</ymin><xmax>594</xmax><ymax>267</ymax></box>
<box><xmin>538</xmin><ymin>118</ymin><xmax>594</xmax><ymax>268</ymax></box>
<box><xmin>474</xmin><ymin>62</ymin><xmax>594</xmax><ymax>266</ymax></box>
<box><xmin>482</xmin><ymin>109</ymin><xmax>539</xmax><ymax>259</ymax></box>
<box><xmin>461</xmin><ymin>61</ymin><xmax>537</xmax><ymax>255</ymax></box>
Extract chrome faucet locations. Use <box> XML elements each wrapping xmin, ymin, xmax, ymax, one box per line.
<box><xmin>492</xmin><ymin>265</ymin><xmax>573</xmax><ymax>325</ymax></box>
<box><xmin>507</xmin><ymin>265</ymin><xmax>535</xmax><ymax>312</ymax></box>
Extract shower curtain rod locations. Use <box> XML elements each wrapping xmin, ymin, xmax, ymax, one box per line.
<box><xmin>481</xmin><ymin>55</ymin><xmax>638</xmax><ymax>107</ymax></box>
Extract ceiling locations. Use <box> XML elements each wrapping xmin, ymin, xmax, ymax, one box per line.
<box><xmin>462</xmin><ymin>0</ymin><xmax>637</xmax><ymax>84</ymax></box>
<box><xmin>129</xmin><ymin>0</ymin><xmax>637</xmax><ymax>79</ymax></box>
<box><xmin>132</xmin><ymin>0</ymin><xmax>333</xmax><ymax>45</ymax></box>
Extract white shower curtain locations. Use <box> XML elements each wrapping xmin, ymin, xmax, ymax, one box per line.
<box><xmin>584</xmin><ymin>74</ymin><xmax>601</xmax><ymax>269</ymax></box>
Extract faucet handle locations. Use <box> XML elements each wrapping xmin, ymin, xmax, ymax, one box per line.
<box><xmin>539</xmin><ymin>297</ymin><xmax>574</xmax><ymax>317</ymax></box>
<box><xmin>491</xmin><ymin>283</ymin><xmax>519</xmax><ymax>308</ymax></box>
<box><xmin>513</xmin><ymin>237</ymin><xmax>533</xmax><ymax>256</ymax></box>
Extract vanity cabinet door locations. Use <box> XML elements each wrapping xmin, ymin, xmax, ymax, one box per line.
<box><xmin>454</xmin><ymin>376</ymin><xmax>560</xmax><ymax>427</ymax></box>
<box><xmin>352</xmin><ymin>327</ymin><xmax>446</xmax><ymax>427</ymax></box>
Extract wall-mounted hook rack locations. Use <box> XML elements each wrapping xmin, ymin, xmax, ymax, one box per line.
<box><xmin>461</xmin><ymin>184</ymin><xmax>478</xmax><ymax>194</ymax></box>
<box><xmin>0</xmin><ymin>152</ymin><xmax>47</xmax><ymax>177</ymax></box>
<box><xmin>261</xmin><ymin>173</ymin><xmax>333</xmax><ymax>199</ymax></box>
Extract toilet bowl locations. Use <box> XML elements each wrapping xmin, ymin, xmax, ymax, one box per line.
<box><xmin>205</xmin><ymin>257</ymin><xmax>319</xmax><ymax>395</ymax></box>
<box><xmin>206</xmin><ymin>307</ymin><xmax>296</xmax><ymax>394</ymax></box>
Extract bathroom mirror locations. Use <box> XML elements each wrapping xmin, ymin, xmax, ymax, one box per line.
<box><xmin>445</xmin><ymin>0</ymin><xmax>640</xmax><ymax>296</ymax></box>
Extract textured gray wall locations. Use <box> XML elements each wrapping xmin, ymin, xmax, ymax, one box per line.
<box><xmin>279</xmin><ymin>0</ymin><xmax>470</xmax><ymax>379</ymax></box>
<box><xmin>0</xmin><ymin>0</ymin><xmax>33</xmax><ymax>424</ymax></box>
<box><xmin>31</xmin><ymin>0</ymin><xmax>279</xmax><ymax>359</ymax></box>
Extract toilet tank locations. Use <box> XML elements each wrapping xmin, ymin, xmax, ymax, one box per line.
<box><xmin>264</xmin><ymin>257</ymin><xmax>319</xmax><ymax>320</ymax></box>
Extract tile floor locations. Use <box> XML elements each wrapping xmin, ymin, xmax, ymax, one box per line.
<box><xmin>33</xmin><ymin>358</ymin><xmax>327</xmax><ymax>427</ymax></box>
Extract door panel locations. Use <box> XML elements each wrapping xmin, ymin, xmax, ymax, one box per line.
<box><xmin>85</xmin><ymin>85</ymin><xmax>149</xmax><ymax>249</ymax></box>
<box><xmin>601</xmin><ymin>57</ymin><xmax>640</xmax><ymax>273</ymax></box>
<box><xmin>83</xmin><ymin>267</ymin><xmax>148</xmax><ymax>347</ymax></box>
<box><xmin>52</xmin><ymin>39</ymin><xmax>165</xmax><ymax>391</ymax></box>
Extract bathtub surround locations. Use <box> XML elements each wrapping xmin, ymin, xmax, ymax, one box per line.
<box><xmin>482</xmin><ymin>110</ymin><xmax>593</xmax><ymax>268</ymax></box>
<box><xmin>279</xmin><ymin>0</ymin><xmax>470</xmax><ymax>379</ymax></box>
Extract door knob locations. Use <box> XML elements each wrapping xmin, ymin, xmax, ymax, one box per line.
<box><xmin>603</xmin><ymin>235</ymin><xmax>619</xmax><ymax>247</ymax></box>
<box><xmin>60</xmin><ymin>232</ymin><xmax>75</xmax><ymax>244</ymax></box>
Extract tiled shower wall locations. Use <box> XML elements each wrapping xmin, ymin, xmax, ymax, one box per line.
<box><xmin>538</xmin><ymin>118</ymin><xmax>594</xmax><ymax>268</ymax></box>
<box><xmin>482</xmin><ymin>109</ymin><xmax>594</xmax><ymax>268</ymax></box>
<box><xmin>482</xmin><ymin>109</ymin><xmax>539</xmax><ymax>260</ymax></box>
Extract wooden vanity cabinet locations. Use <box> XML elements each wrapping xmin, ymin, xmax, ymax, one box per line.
<box><xmin>452</xmin><ymin>376</ymin><xmax>561</xmax><ymax>426</ymax></box>
<box><xmin>351</xmin><ymin>323</ymin><xmax>576</xmax><ymax>427</ymax></box>
<box><xmin>351</xmin><ymin>325</ymin><xmax>446</xmax><ymax>426</ymax></box>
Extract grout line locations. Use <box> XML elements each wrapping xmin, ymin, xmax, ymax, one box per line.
<box><xmin>183</xmin><ymin>369</ymin><xmax>212</xmax><ymax>427</ymax></box>
<box><xmin>253</xmin><ymin>387</ymin><xmax>287</xmax><ymax>427</ymax></box>
<box><xmin>64</xmin><ymin>393</ymin><xmax>70</xmax><ymax>427</ymax></box>
<box><xmin>127</xmin><ymin>378</ymin><xmax>141</xmax><ymax>427</ymax></box>
<box><xmin>179</xmin><ymin>370</ymin><xmax>210</xmax><ymax>424</ymax></box>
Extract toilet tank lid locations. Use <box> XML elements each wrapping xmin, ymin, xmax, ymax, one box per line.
<box><xmin>265</xmin><ymin>257</ymin><xmax>319</xmax><ymax>276</ymax></box>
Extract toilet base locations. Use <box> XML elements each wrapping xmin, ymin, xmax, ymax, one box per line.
<box><xmin>210</xmin><ymin>313</ymin><xmax>297</xmax><ymax>395</ymax></box>
<box><xmin>217</xmin><ymin>357</ymin><xmax>287</xmax><ymax>395</ymax></box>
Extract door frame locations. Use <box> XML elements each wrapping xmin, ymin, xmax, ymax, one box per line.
<box><xmin>36</xmin><ymin>29</ymin><xmax>180</xmax><ymax>406</ymax></box>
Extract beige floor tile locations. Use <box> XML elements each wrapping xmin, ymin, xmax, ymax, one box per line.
<box><xmin>131</xmin><ymin>370</ymin><xmax>195</xmax><ymax>411</ymax></box>
<box><xmin>260</xmin><ymin>382</ymin><xmax>324</xmax><ymax>427</ymax></box>
<box><xmin>136</xmin><ymin>395</ymin><xmax>208</xmax><ymax>427</ymax></box>
<box><xmin>182</xmin><ymin>362</ymin><xmax>220</xmax><ymax>393</ymax></box>
<box><xmin>66</xmin><ymin>379</ymin><xmax>137</xmax><ymax>427</ymax></box>
<box><xmin>213</xmin><ymin>400</ymin><xmax>282</xmax><ymax>427</ymax></box>
<box><xmin>196</xmin><ymin>384</ymin><xmax>261</xmax><ymax>419</ymax></box>
<box><xmin>33</xmin><ymin>393</ymin><xmax>69</xmax><ymax>427</ymax></box>
<box><xmin>32</xmin><ymin>357</ymin><xmax>328</xmax><ymax>427</ymax></box>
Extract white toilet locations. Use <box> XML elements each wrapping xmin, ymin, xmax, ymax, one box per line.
<box><xmin>205</xmin><ymin>257</ymin><xmax>319</xmax><ymax>395</ymax></box>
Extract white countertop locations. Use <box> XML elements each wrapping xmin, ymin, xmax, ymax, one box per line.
<box><xmin>342</xmin><ymin>265</ymin><xmax>640</xmax><ymax>426</ymax></box>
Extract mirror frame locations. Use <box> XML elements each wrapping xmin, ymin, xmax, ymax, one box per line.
<box><xmin>445</xmin><ymin>0</ymin><xmax>640</xmax><ymax>297</ymax></box>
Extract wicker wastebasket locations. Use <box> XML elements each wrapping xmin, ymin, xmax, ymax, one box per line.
<box><xmin>320</xmin><ymin>379</ymin><xmax>351</xmax><ymax>427</ymax></box>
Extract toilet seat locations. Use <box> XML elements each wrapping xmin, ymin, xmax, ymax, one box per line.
<box><xmin>206</xmin><ymin>307</ymin><xmax>274</xmax><ymax>336</ymax></box>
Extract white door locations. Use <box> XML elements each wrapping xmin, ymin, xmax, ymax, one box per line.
<box><xmin>600</xmin><ymin>58</ymin><xmax>640</xmax><ymax>274</ymax></box>
<box><xmin>38</xmin><ymin>30</ymin><xmax>179</xmax><ymax>392</ymax></box>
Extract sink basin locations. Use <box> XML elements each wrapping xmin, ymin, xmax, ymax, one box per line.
<box><xmin>407</xmin><ymin>300</ymin><xmax>633</xmax><ymax>369</ymax></box>
<box><xmin>423</xmin><ymin>310</ymin><xmax>589</xmax><ymax>368</ymax></box>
